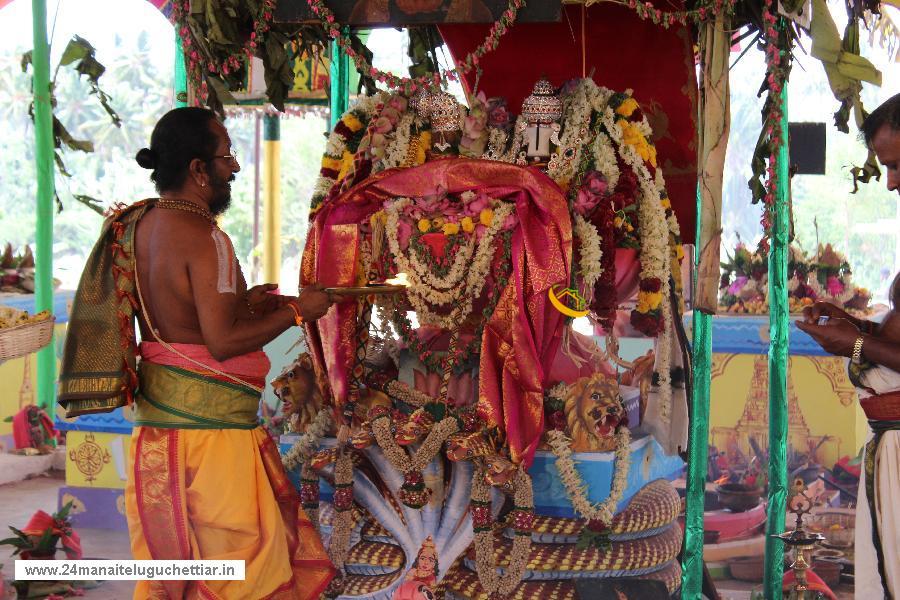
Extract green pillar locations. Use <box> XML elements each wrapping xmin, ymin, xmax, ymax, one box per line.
<box><xmin>32</xmin><ymin>0</ymin><xmax>56</xmax><ymax>413</ymax></box>
<box><xmin>681</xmin><ymin>188</ymin><xmax>713</xmax><ymax>599</ymax></box>
<box><xmin>764</xmin><ymin>82</ymin><xmax>790</xmax><ymax>599</ymax></box>
<box><xmin>329</xmin><ymin>30</ymin><xmax>350</xmax><ymax>129</ymax></box>
<box><xmin>174</xmin><ymin>30</ymin><xmax>188</xmax><ymax>107</ymax></box>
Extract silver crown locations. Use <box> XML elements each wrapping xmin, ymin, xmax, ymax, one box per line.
<box><xmin>409</xmin><ymin>89</ymin><xmax>430</xmax><ymax>119</ymax></box>
<box><xmin>521</xmin><ymin>77</ymin><xmax>562</xmax><ymax>125</ymax></box>
<box><xmin>429</xmin><ymin>91</ymin><xmax>461</xmax><ymax>133</ymax></box>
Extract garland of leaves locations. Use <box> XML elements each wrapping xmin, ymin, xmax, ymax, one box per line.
<box><xmin>470</xmin><ymin>468</ymin><xmax>533</xmax><ymax>597</ymax></box>
<box><xmin>305</xmin><ymin>0</ymin><xmax>525</xmax><ymax>95</ymax></box>
<box><xmin>604</xmin><ymin>0</ymin><xmax>737</xmax><ymax>28</ymax></box>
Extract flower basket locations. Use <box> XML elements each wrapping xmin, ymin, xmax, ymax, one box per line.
<box><xmin>0</xmin><ymin>315</ymin><xmax>55</xmax><ymax>361</ymax></box>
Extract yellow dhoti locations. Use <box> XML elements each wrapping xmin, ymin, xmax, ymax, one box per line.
<box><xmin>125</xmin><ymin>353</ymin><xmax>335</xmax><ymax>599</ymax></box>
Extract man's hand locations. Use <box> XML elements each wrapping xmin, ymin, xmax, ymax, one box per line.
<box><xmin>296</xmin><ymin>284</ymin><xmax>335</xmax><ymax>321</ymax></box>
<box><xmin>246</xmin><ymin>283</ymin><xmax>280</xmax><ymax>315</ymax></box>
<box><xmin>796</xmin><ymin>317</ymin><xmax>860</xmax><ymax>357</ymax></box>
<box><xmin>801</xmin><ymin>301</ymin><xmax>851</xmax><ymax>324</ymax></box>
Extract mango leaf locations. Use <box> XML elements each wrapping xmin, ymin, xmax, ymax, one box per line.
<box><xmin>20</xmin><ymin>50</ymin><xmax>32</xmax><ymax>73</ymax></box>
<box><xmin>73</xmin><ymin>195</ymin><xmax>106</xmax><ymax>216</ymax></box>
<box><xmin>59</xmin><ymin>35</ymin><xmax>95</xmax><ymax>66</ymax></box>
<box><xmin>53</xmin><ymin>116</ymin><xmax>94</xmax><ymax>153</ymax></box>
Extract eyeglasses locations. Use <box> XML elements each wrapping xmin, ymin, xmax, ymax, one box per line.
<box><xmin>211</xmin><ymin>149</ymin><xmax>238</xmax><ymax>163</ymax></box>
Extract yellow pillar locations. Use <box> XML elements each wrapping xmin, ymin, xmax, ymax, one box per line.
<box><xmin>262</xmin><ymin>113</ymin><xmax>281</xmax><ymax>285</ymax></box>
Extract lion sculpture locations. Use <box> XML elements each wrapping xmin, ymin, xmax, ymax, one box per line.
<box><xmin>271</xmin><ymin>353</ymin><xmax>326</xmax><ymax>434</ymax></box>
<box><xmin>564</xmin><ymin>372</ymin><xmax>627</xmax><ymax>452</ymax></box>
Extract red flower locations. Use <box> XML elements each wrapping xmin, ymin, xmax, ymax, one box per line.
<box><xmin>639</xmin><ymin>278</ymin><xmax>661</xmax><ymax>293</ymax></box>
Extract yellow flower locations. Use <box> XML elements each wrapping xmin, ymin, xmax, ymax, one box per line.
<box><xmin>370</xmin><ymin>210</ymin><xmax>386</xmax><ymax>229</ymax></box>
<box><xmin>479</xmin><ymin>208</ymin><xmax>494</xmax><ymax>227</ymax></box>
<box><xmin>418</xmin><ymin>219</ymin><xmax>431</xmax><ymax>233</ymax></box>
<box><xmin>614</xmin><ymin>216</ymin><xmax>624</xmax><ymax>228</ymax></box>
<box><xmin>676</xmin><ymin>244</ymin><xmax>685</xmax><ymax>261</ymax></box>
<box><xmin>415</xmin><ymin>131</ymin><xmax>431</xmax><ymax>165</ymax></box>
<box><xmin>431</xmin><ymin>216</ymin><xmax>446</xmax><ymax>229</ymax></box>
<box><xmin>660</xmin><ymin>197</ymin><xmax>672</xmax><ymax>210</ymax></box>
<box><xmin>321</xmin><ymin>156</ymin><xmax>342</xmax><ymax>171</ymax></box>
<box><xmin>442</xmin><ymin>222</ymin><xmax>460</xmax><ymax>236</ymax></box>
<box><xmin>337</xmin><ymin>150</ymin><xmax>354</xmax><ymax>181</ymax></box>
<box><xmin>616</xmin><ymin>97</ymin><xmax>639</xmax><ymax>118</ymax></box>
<box><xmin>647</xmin><ymin>144</ymin><xmax>658</xmax><ymax>168</ymax></box>
<box><xmin>461</xmin><ymin>216</ymin><xmax>475</xmax><ymax>233</ymax></box>
<box><xmin>342</xmin><ymin>113</ymin><xmax>364</xmax><ymax>132</ymax></box>
<box><xmin>617</xmin><ymin>119</ymin><xmax>644</xmax><ymax>147</ymax></box>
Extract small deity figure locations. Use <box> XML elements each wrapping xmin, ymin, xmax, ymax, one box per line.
<box><xmin>392</xmin><ymin>535</ymin><xmax>438</xmax><ymax>600</ymax></box>
<box><xmin>427</xmin><ymin>91</ymin><xmax>462</xmax><ymax>157</ymax></box>
<box><xmin>521</xmin><ymin>77</ymin><xmax>562</xmax><ymax>163</ymax></box>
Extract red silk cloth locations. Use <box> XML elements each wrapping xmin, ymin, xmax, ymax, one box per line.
<box><xmin>859</xmin><ymin>390</ymin><xmax>900</xmax><ymax>421</ymax></box>
<box><xmin>12</xmin><ymin>406</ymin><xmax>56</xmax><ymax>451</ymax></box>
<box><xmin>22</xmin><ymin>510</ymin><xmax>82</xmax><ymax>560</ymax></box>
<box><xmin>302</xmin><ymin>159</ymin><xmax>571</xmax><ymax>466</ymax></box>
<box><xmin>439</xmin><ymin>2</ymin><xmax>698</xmax><ymax>242</ymax></box>
<box><xmin>139</xmin><ymin>341</ymin><xmax>271</xmax><ymax>389</ymax></box>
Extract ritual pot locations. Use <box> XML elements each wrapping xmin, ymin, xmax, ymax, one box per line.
<box><xmin>811</xmin><ymin>558</ymin><xmax>842</xmax><ymax>589</ymax></box>
<box><xmin>716</xmin><ymin>483</ymin><xmax>763</xmax><ymax>513</ymax></box>
<box><xmin>614</xmin><ymin>248</ymin><xmax>641</xmax><ymax>303</ymax></box>
<box><xmin>728</xmin><ymin>555</ymin><xmax>764</xmax><ymax>582</ymax></box>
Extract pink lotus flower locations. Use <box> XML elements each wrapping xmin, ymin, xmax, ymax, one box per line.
<box><xmin>501</xmin><ymin>212</ymin><xmax>517</xmax><ymax>231</ymax></box>
<box><xmin>486</xmin><ymin>99</ymin><xmax>510</xmax><ymax>128</ymax></box>
<box><xmin>389</xmin><ymin>95</ymin><xmax>408</xmax><ymax>113</ymax></box>
<box><xmin>727</xmin><ymin>276</ymin><xmax>748</xmax><ymax>297</ymax></box>
<box><xmin>574</xmin><ymin>171</ymin><xmax>608</xmax><ymax>216</ymax></box>
<box><xmin>465</xmin><ymin>194</ymin><xmax>490</xmax><ymax>216</ymax></box>
<box><xmin>381</xmin><ymin>106</ymin><xmax>401</xmax><ymax>126</ymax></box>
<box><xmin>474</xmin><ymin>224</ymin><xmax>488</xmax><ymax>241</ymax></box>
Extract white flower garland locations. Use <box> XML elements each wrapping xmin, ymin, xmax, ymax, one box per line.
<box><xmin>385</xmin><ymin>197</ymin><xmax>514</xmax><ymax>329</ymax></box>
<box><xmin>546</xmin><ymin>427</ymin><xmax>632</xmax><ymax>524</ymax></box>
<box><xmin>573</xmin><ymin>214</ymin><xmax>603</xmax><ymax>295</ymax></box>
<box><xmin>591</xmin><ymin>131</ymin><xmax>620</xmax><ymax>191</ymax></box>
<box><xmin>281</xmin><ymin>407</ymin><xmax>333</xmax><ymax>472</ymax></box>
<box><xmin>482</xmin><ymin>116</ymin><xmax>528</xmax><ymax>163</ymax></box>
<box><xmin>378</xmin><ymin>111</ymin><xmax>416</xmax><ymax>172</ymax></box>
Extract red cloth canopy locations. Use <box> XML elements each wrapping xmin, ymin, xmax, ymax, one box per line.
<box><xmin>440</xmin><ymin>3</ymin><xmax>698</xmax><ymax>242</ymax></box>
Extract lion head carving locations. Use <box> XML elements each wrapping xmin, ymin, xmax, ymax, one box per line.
<box><xmin>564</xmin><ymin>372</ymin><xmax>626</xmax><ymax>452</ymax></box>
<box><xmin>271</xmin><ymin>353</ymin><xmax>325</xmax><ymax>433</ymax></box>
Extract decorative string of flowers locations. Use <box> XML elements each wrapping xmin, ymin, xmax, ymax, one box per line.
<box><xmin>385</xmin><ymin>196</ymin><xmax>516</xmax><ymax>330</ymax></box>
<box><xmin>600</xmin><ymin>0</ymin><xmax>736</xmax><ymax>30</ymax></box>
<box><xmin>170</xmin><ymin>0</ymin><xmax>276</xmax><ymax>106</ymax></box>
<box><xmin>281</xmin><ymin>407</ymin><xmax>334</xmax><ymax>472</ymax></box>
<box><xmin>470</xmin><ymin>468</ymin><xmax>533</xmax><ymax>597</ymax></box>
<box><xmin>305</xmin><ymin>0</ymin><xmax>525</xmax><ymax>95</ymax></box>
<box><xmin>328</xmin><ymin>450</ymin><xmax>355</xmax><ymax>572</ymax></box>
<box><xmin>311</xmin><ymin>93</ymin><xmax>386</xmax><ymax>211</ymax></box>
<box><xmin>757</xmin><ymin>0</ymin><xmax>789</xmax><ymax>251</ymax></box>
<box><xmin>573</xmin><ymin>215</ymin><xmax>603</xmax><ymax>296</ymax></box>
<box><xmin>545</xmin><ymin>426</ymin><xmax>632</xmax><ymax>526</ymax></box>
<box><xmin>370</xmin><ymin>407</ymin><xmax>459</xmax><ymax>508</ymax></box>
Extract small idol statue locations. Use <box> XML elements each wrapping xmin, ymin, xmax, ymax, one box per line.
<box><xmin>521</xmin><ymin>77</ymin><xmax>562</xmax><ymax>162</ymax></box>
<box><xmin>392</xmin><ymin>535</ymin><xmax>438</xmax><ymax>600</ymax></box>
<box><xmin>428</xmin><ymin>91</ymin><xmax>462</xmax><ymax>156</ymax></box>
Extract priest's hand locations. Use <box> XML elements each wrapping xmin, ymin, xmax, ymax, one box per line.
<box><xmin>796</xmin><ymin>317</ymin><xmax>859</xmax><ymax>357</ymax></box>
<box><xmin>801</xmin><ymin>301</ymin><xmax>851</xmax><ymax>325</ymax></box>
<box><xmin>246</xmin><ymin>283</ymin><xmax>281</xmax><ymax>315</ymax></box>
<box><xmin>297</xmin><ymin>284</ymin><xmax>335</xmax><ymax>321</ymax></box>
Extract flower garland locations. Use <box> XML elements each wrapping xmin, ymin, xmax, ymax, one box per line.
<box><xmin>329</xmin><ymin>449</ymin><xmax>355</xmax><ymax>572</ymax></box>
<box><xmin>370</xmin><ymin>407</ymin><xmax>459</xmax><ymax>508</ymax></box>
<box><xmin>599</xmin><ymin>0</ymin><xmax>736</xmax><ymax>29</ymax></box>
<box><xmin>379</xmin><ymin>232</ymin><xmax>512</xmax><ymax>374</ymax></box>
<box><xmin>573</xmin><ymin>215</ymin><xmax>603</xmax><ymax>296</ymax></box>
<box><xmin>545</xmin><ymin>427</ymin><xmax>632</xmax><ymax>525</ymax></box>
<box><xmin>378</xmin><ymin>111</ymin><xmax>417</xmax><ymax>171</ymax></box>
<box><xmin>385</xmin><ymin>197</ymin><xmax>514</xmax><ymax>329</ymax></box>
<box><xmin>311</xmin><ymin>93</ymin><xmax>386</xmax><ymax>212</ymax></box>
<box><xmin>305</xmin><ymin>0</ymin><xmax>525</xmax><ymax>95</ymax></box>
<box><xmin>470</xmin><ymin>468</ymin><xmax>533</xmax><ymax>597</ymax></box>
<box><xmin>758</xmin><ymin>0</ymin><xmax>788</xmax><ymax>251</ymax></box>
<box><xmin>171</xmin><ymin>0</ymin><xmax>276</xmax><ymax>105</ymax></box>
<box><xmin>281</xmin><ymin>407</ymin><xmax>334</xmax><ymax>472</ymax></box>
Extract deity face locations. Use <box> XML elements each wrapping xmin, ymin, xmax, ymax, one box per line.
<box><xmin>414</xmin><ymin>549</ymin><xmax>437</xmax><ymax>579</ymax></box>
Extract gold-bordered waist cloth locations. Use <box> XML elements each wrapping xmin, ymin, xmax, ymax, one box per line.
<box><xmin>134</xmin><ymin>361</ymin><xmax>261</xmax><ymax>429</ymax></box>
